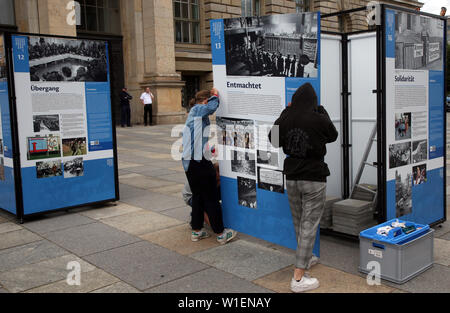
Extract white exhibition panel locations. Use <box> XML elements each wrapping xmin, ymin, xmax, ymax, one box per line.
<box><xmin>321</xmin><ymin>34</ymin><xmax>343</xmax><ymax>197</ymax></box>
<box><xmin>348</xmin><ymin>32</ymin><xmax>378</xmax><ymax>187</ymax></box>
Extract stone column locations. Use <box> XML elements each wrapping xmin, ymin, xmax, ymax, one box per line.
<box><xmin>140</xmin><ymin>0</ymin><xmax>185</xmax><ymax>125</ymax></box>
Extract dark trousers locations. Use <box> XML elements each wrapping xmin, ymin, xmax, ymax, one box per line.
<box><xmin>144</xmin><ymin>104</ymin><xmax>152</xmax><ymax>126</ymax></box>
<box><xmin>121</xmin><ymin>105</ymin><xmax>131</xmax><ymax>127</ymax></box>
<box><xmin>185</xmin><ymin>159</ymin><xmax>224</xmax><ymax>234</ymax></box>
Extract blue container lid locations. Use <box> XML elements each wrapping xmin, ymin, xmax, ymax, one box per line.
<box><xmin>360</xmin><ymin>219</ymin><xmax>430</xmax><ymax>245</ymax></box>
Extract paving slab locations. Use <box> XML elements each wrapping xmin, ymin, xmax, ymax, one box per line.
<box><xmin>147</xmin><ymin>268</ymin><xmax>272</xmax><ymax>293</ymax></box>
<box><xmin>0</xmin><ymin>216</ymin><xmax>7</xmax><ymax>224</ymax></box>
<box><xmin>120</xmin><ymin>176</ymin><xmax>177</xmax><ymax>190</ymax></box>
<box><xmin>158</xmin><ymin>173</ymin><xmax>188</xmax><ymax>184</ymax></box>
<box><xmin>91</xmin><ymin>281</ymin><xmax>141</xmax><ymax>293</ymax></box>
<box><xmin>44</xmin><ymin>223</ymin><xmax>141</xmax><ymax>257</ymax></box>
<box><xmin>25</xmin><ymin>268</ymin><xmax>119</xmax><ymax>293</ymax></box>
<box><xmin>0</xmin><ymin>240</ymin><xmax>69</xmax><ymax>273</ymax></box>
<box><xmin>434</xmin><ymin>238</ymin><xmax>450</xmax><ymax>267</ymax></box>
<box><xmin>149</xmin><ymin>184</ymin><xmax>185</xmax><ymax>198</ymax></box>
<box><xmin>159</xmin><ymin>206</ymin><xmax>191</xmax><ymax>223</ymax></box>
<box><xmin>0</xmin><ymin>222</ymin><xmax>22</xmax><ymax>234</ymax></box>
<box><xmin>432</xmin><ymin>221</ymin><xmax>450</xmax><ymax>238</ymax></box>
<box><xmin>78</xmin><ymin>202</ymin><xmax>142</xmax><ymax>220</ymax></box>
<box><xmin>382</xmin><ymin>264</ymin><xmax>450</xmax><ymax>293</ymax></box>
<box><xmin>23</xmin><ymin>213</ymin><xmax>96</xmax><ymax>235</ymax></box>
<box><xmin>121</xmin><ymin>192</ymin><xmax>186</xmax><ymax>212</ymax></box>
<box><xmin>117</xmin><ymin>161</ymin><xmax>142</xmax><ymax>170</ymax></box>
<box><xmin>440</xmin><ymin>232</ymin><xmax>450</xmax><ymax>241</ymax></box>
<box><xmin>318</xmin><ymin>235</ymin><xmax>361</xmax><ymax>276</ymax></box>
<box><xmin>0</xmin><ymin>254</ymin><xmax>95</xmax><ymax>293</ymax></box>
<box><xmin>100</xmin><ymin>210</ymin><xmax>184</xmax><ymax>236</ymax></box>
<box><xmin>84</xmin><ymin>241</ymin><xmax>209</xmax><ymax>291</ymax></box>
<box><xmin>0</xmin><ymin>288</ymin><xmax>8</xmax><ymax>293</ymax></box>
<box><xmin>190</xmin><ymin>240</ymin><xmax>295</xmax><ymax>281</ymax></box>
<box><xmin>140</xmin><ymin>224</ymin><xmax>221</xmax><ymax>255</ymax></box>
<box><xmin>118</xmin><ymin>183</ymin><xmax>146</xmax><ymax>200</ymax></box>
<box><xmin>253</xmin><ymin>264</ymin><xmax>396</xmax><ymax>293</ymax></box>
<box><xmin>0</xmin><ymin>229</ymin><xmax>42</xmax><ymax>251</ymax></box>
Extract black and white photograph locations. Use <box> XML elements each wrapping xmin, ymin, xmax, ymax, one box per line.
<box><xmin>28</xmin><ymin>36</ymin><xmax>108</xmax><ymax>82</ymax></box>
<box><xmin>413</xmin><ymin>164</ymin><xmax>427</xmax><ymax>186</ymax></box>
<box><xmin>0</xmin><ymin>39</ymin><xmax>6</xmax><ymax>82</ymax></box>
<box><xmin>0</xmin><ymin>157</ymin><xmax>4</xmax><ymax>181</ymax></box>
<box><xmin>389</xmin><ymin>142</ymin><xmax>412</xmax><ymax>169</ymax></box>
<box><xmin>224</xmin><ymin>13</ymin><xmax>318</xmax><ymax>77</ymax></box>
<box><xmin>258</xmin><ymin>167</ymin><xmax>284</xmax><ymax>194</ymax></box>
<box><xmin>412</xmin><ymin>139</ymin><xmax>428</xmax><ymax>163</ymax></box>
<box><xmin>0</xmin><ymin>139</ymin><xmax>3</xmax><ymax>155</ymax></box>
<box><xmin>395</xmin><ymin>113</ymin><xmax>411</xmax><ymax>141</ymax></box>
<box><xmin>395</xmin><ymin>11</ymin><xmax>444</xmax><ymax>71</ymax></box>
<box><xmin>257</xmin><ymin>150</ymin><xmax>279</xmax><ymax>168</ymax></box>
<box><xmin>238</xmin><ymin>177</ymin><xmax>257</xmax><ymax>209</ymax></box>
<box><xmin>231</xmin><ymin>150</ymin><xmax>256</xmax><ymax>176</ymax></box>
<box><xmin>64</xmin><ymin>157</ymin><xmax>84</xmax><ymax>179</ymax></box>
<box><xmin>217</xmin><ymin>117</ymin><xmax>255</xmax><ymax>149</ymax></box>
<box><xmin>36</xmin><ymin>160</ymin><xmax>62</xmax><ymax>179</ymax></box>
<box><xmin>33</xmin><ymin>115</ymin><xmax>60</xmax><ymax>133</ymax></box>
<box><xmin>395</xmin><ymin>170</ymin><xmax>412</xmax><ymax>218</ymax></box>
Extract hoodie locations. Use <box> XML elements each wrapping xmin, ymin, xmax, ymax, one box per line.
<box><xmin>269</xmin><ymin>83</ymin><xmax>338</xmax><ymax>182</ymax></box>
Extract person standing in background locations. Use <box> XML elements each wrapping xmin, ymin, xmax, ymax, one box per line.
<box><xmin>140</xmin><ymin>87</ymin><xmax>154</xmax><ymax>126</ymax></box>
<box><xmin>440</xmin><ymin>7</ymin><xmax>447</xmax><ymax>16</ymax></box>
<box><xmin>120</xmin><ymin>87</ymin><xmax>133</xmax><ymax>127</ymax></box>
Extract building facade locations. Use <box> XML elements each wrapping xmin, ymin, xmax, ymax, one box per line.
<box><xmin>0</xmin><ymin>0</ymin><xmax>424</xmax><ymax>125</ymax></box>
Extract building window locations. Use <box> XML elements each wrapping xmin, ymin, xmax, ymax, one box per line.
<box><xmin>174</xmin><ymin>0</ymin><xmax>200</xmax><ymax>44</ymax></box>
<box><xmin>295</xmin><ymin>0</ymin><xmax>310</xmax><ymax>13</ymax></box>
<box><xmin>241</xmin><ymin>0</ymin><xmax>261</xmax><ymax>17</ymax></box>
<box><xmin>0</xmin><ymin>0</ymin><xmax>15</xmax><ymax>26</ymax></box>
<box><xmin>77</xmin><ymin>0</ymin><xmax>121</xmax><ymax>35</ymax></box>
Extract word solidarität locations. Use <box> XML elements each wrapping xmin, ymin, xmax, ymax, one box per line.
<box><xmin>394</xmin><ymin>75</ymin><xmax>415</xmax><ymax>82</ymax></box>
<box><xmin>227</xmin><ymin>82</ymin><xmax>262</xmax><ymax>89</ymax></box>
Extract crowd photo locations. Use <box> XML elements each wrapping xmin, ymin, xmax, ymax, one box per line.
<box><xmin>64</xmin><ymin>158</ymin><xmax>84</xmax><ymax>179</ymax></box>
<box><xmin>224</xmin><ymin>13</ymin><xmax>318</xmax><ymax>78</ymax></box>
<box><xmin>389</xmin><ymin>142</ymin><xmax>412</xmax><ymax>169</ymax></box>
<box><xmin>33</xmin><ymin>115</ymin><xmax>60</xmax><ymax>133</ymax></box>
<box><xmin>28</xmin><ymin>37</ymin><xmax>108</xmax><ymax>82</ymax></box>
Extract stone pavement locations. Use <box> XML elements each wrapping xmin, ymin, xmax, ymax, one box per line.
<box><xmin>0</xmin><ymin>123</ymin><xmax>449</xmax><ymax>293</ymax></box>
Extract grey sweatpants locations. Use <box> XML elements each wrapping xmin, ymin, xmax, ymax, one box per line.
<box><xmin>286</xmin><ymin>180</ymin><xmax>326</xmax><ymax>270</ymax></box>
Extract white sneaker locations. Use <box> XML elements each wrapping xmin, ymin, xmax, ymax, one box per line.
<box><xmin>217</xmin><ymin>229</ymin><xmax>237</xmax><ymax>245</ymax></box>
<box><xmin>307</xmin><ymin>255</ymin><xmax>320</xmax><ymax>269</ymax></box>
<box><xmin>290</xmin><ymin>274</ymin><xmax>320</xmax><ymax>293</ymax></box>
<box><xmin>191</xmin><ymin>229</ymin><xmax>210</xmax><ymax>242</ymax></box>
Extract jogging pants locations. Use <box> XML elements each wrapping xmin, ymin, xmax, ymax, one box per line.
<box><xmin>185</xmin><ymin>159</ymin><xmax>225</xmax><ymax>234</ymax></box>
<box><xmin>286</xmin><ymin>180</ymin><xmax>326</xmax><ymax>270</ymax></box>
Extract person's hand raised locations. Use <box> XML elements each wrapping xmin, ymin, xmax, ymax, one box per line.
<box><xmin>211</xmin><ymin>88</ymin><xmax>219</xmax><ymax>97</ymax></box>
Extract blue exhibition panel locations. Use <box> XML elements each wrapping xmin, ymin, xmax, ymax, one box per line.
<box><xmin>7</xmin><ymin>34</ymin><xmax>118</xmax><ymax>217</ymax></box>
<box><xmin>384</xmin><ymin>7</ymin><xmax>446</xmax><ymax>225</ymax></box>
<box><xmin>211</xmin><ymin>12</ymin><xmax>322</xmax><ymax>254</ymax></box>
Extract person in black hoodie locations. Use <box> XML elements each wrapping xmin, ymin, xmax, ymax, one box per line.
<box><xmin>120</xmin><ymin>87</ymin><xmax>133</xmax><ymax>127</ymax></box>
<box><xmin>269</xmin><ymin>83</ymin><xmax>338</xmax><ymax>293</ymax></box>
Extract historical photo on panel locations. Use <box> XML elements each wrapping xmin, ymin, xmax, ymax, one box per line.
<box><xmin>36</xmin><ymin>160</ymin><xmax>62</xmax><ymax>179</ymax></box>
<box><xmin>257</xmin><ymin>150</ymin><xmax>279</xmax><ymax>168</ymax></box>
<box><xmin>28</xmin><ymin>37</ymin><xmax>108</xmax><ymax>82</ymax></box>
<box><xmin>33</xmin><ymin>115</ymin><xmax>60</xmax><ymax>133</ymax></box>
<box><xmin>258</xmin><ymin>167</ymin><xmax>284</xmax><ymax>194</ymax></box>
<box><xmin>0</xmin><ymin>139</ymin><xmax>3</xmax><ymax>155</ymax></box>
<box><xmin>27</xmin><ymin>135</ymin><xmax>61</xmax><ymax>161</ymax></box>
<box><xmin>389</xmin><ymin>142</ymin><xmax>411</xmax><ymax>169</ymax></box>
<box><xmin>231</xmin><ymin>150</ymin><xmax>256</xmax><ymax>176</ymax></box>
<box><xmin>217</xmin><ymin>118</ymin><xmax>255</xmax><ymax>149</ymax></box>
<box><xmin>238</xmin><ymin>177</ymin><xmax>257</xmax><ymax>209</ymax></box>
<box><xmin>64</xmin><ymin>157</ymin><xmax>84</xmax><ymax>179</ymax></box>
<box><xmin>395</xmin><ymin>113</ymin><xmax>411</xmax><ymax>141</ymax></box>
<box><xmin>62</xmin><ymin>137</ymin><xmax>87</xmax><ymax>157</ymax></box>
<box><xmin>412</xmin><ymin>139</ymin><xmax>428</xmax><ymax>163</ymax></box>
<box><xmin>0</xmin><ymin>36</ymin><xmax>6</xmax><ymax>82</ymax></box>
<box><xmin>395</xmin><ymin>170</ymin><xmax>412</xmax><ymax>218</ymax></box>
<box><xmin>413</xmin><ymin>164</ymin><xmax>427</xmax><ymax>186</ymax></box>
<box><xmin>224</xmin><ymin>13</ymin><xmax>318</xmax><ymax>78</ymax></box>
<box><xmin>395</xmin><ymin>11</ymin><xmax>444</xmax><ymax>71</ymax></box>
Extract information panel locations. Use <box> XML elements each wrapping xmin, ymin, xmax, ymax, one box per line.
<box><xmin>11</xmin><ymin>35</ymin><xmax>117</xmax><ymax>215</ymax></box>
<box><xmin>384</xmin><ymin>8</ymin><xmax>446</xmax><ymax>224</ymax></box>
<box><xmin>211</xmin><ymin>13</ymin><xmax>321</xmax><ymax>250</ymax></box>
<box><xmin>0</xmin><ymin>34</ymin><xmax>16</xmax><ymax>214</ymax></box>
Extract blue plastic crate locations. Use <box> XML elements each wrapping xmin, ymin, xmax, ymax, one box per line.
<box><xmin>360</xmin><ymin>219</ymin><xmax>430</xmax><ymax>246</ymax></box>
